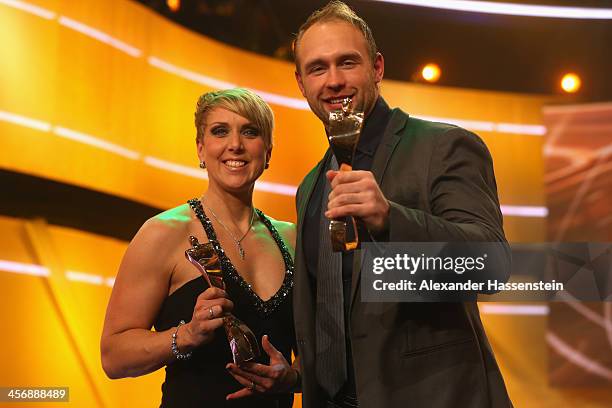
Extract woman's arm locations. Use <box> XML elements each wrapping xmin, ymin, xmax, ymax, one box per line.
<box><xmin>100</xmin><ymin>218</ymin><xmax>232</xmax><ymax>378</ymax></box>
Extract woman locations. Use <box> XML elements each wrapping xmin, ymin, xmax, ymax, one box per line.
<box><xmin>101</xmin><ymin>88</ymin><xmax>300</xmax><ymax>407</ymax></box>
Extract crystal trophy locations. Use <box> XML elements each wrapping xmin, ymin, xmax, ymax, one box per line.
<box><xmin>327</xmin><ymin>98</ymin><xmax>364</xmax><ymax>252</ymax></box>
<box><xmin>184</xmin><ymin>236</ymin><xmax>260</xmax><ymax>365</ymax></box>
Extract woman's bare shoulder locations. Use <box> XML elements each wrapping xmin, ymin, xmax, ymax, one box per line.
<box><xmin>265</xmin><ymin>216</ymin><xmax>296</xmax><ymax>248</ymax></box>
<box><xmin>134</xmin><ymin>204</ymin><xmax>194</xmax><ymax>245</ymax></box>
<box><xmin>149</xmin><ymin>204</ymin><xmax>193</xmax><ymax>227</ymax></box>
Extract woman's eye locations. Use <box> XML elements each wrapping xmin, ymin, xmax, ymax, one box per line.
<box><xmin>211</xmin><ymin>127</ymin><xmax>228</xmax><ymax>136</ymax></box>
<box><xmin>243</xmin><ymin>127</ymin><xmax>260</xmax><ymax>137</ymax></box>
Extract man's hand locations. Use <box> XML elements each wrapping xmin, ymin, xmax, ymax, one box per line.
<box><xmin>325</xmin><ymin>169</ymin><xmax>390</xmax><ymax>234</ymax></box>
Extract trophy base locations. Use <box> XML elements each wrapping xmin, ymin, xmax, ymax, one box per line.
<box><xmin>330</xmin><ymin>219</ymin><xmax>359</xmax><ymax>252</ymax></box>
<box><xmin>224</xmin><ymin>315</ymin><xmax>261</xmax><ymax>366</ymax></box>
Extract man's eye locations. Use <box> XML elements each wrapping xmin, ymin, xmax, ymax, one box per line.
<box><xmin>341</xmin><ymin>60</ymin><xmax>356</xmax><ymax>67</ymax></box>
<box><xmin>310</xmin><ymin>66</ymin><xmax>324</xmax><ymax>74</ymax></box>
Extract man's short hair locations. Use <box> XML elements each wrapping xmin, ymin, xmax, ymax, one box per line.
<box><xmin>194</xmin><ymin>88</ymin><xmax>274</xmax><ymax>147</ymax></box>
<box><xmin>293</xmin><ymin>1</ymin><xmax>378</xmax><ymax>71</ymax></box>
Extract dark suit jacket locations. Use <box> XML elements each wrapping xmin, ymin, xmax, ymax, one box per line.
<box><xmin>294</xmin><ymin>108</ymin><xmax>513</xmax><ymax>407</ymax></box>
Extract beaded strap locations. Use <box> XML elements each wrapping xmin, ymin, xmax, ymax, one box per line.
<box><xmin>188</xmin><ymin>198</ymin><xmax>294</xmax><ymax>318</ymax></box>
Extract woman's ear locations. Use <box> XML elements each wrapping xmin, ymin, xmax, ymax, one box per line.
<box><xmin>196</xmin><ymin>137</ymin><xmax>205</xmax><ymax>164</ymax></box>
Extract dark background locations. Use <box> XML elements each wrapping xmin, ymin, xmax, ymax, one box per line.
<box><xmin>135</xmin><ymin>0</ymin><xmax>612</xmax><ymax>101</ymax></box>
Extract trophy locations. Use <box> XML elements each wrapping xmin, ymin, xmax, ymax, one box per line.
<box><xmin>327</xmin><ymin>98</ymin><xmax>364</xmax><ymax>252</ymax></box>
<box><xmin>184</xmin><ymin>236</ymin><xmax>260</xmax><ymax>365</ymax></box>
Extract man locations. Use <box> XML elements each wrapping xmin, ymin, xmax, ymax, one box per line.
<box><xmin>292</xmin><ymin>2</ymin><xmax>513</xmax><ymax>407</ymax></box>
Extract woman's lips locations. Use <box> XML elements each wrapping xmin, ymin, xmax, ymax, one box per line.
<box><xmin>223</xmin><ymin>160</ymin><xmax>247</xmax><ymax>170</ymax></box>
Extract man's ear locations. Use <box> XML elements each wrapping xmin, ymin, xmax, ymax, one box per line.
<box><xmin>265</xmin><ymin>146</ymin><xmax>272</xmax><ymax>167</ymax></box>
<box><xmin>373</xmin><ymin>52</ymin><xmax>385</xmax><ymax>84</ymax></box>
<box><xmin>295</xmin><ymin>70</ymin><xmax>306</xmax><ymax>97</ymax></box>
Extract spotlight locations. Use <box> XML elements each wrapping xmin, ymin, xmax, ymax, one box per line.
<box><xmin>421</xmin><ymin>63</ymin><xmax>441</xmax><ymax>83</ymax></box>
<box><xmin>167</xmin><ymin>0</ymin><xmax>180</xmax><ymax>12</ymax></box>
<box><xmin>561</xmin><ymin>72</ymin><xmax>581</xmax><ymax>93</ymax></box>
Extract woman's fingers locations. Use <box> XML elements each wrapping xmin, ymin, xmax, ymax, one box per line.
<box><xmin>226</xmin><ymin>363</ymin><xmax>263</xmax><ymax>381</ymax></box>
<box><xmin>196</xmin><ymin>289</ymin><xmax>233</xmax><ymax>310</ymax></box>
<box><xmin>227</xmin><ymin>364</ymin><xmax>271</xmax><ymax>386</ymax></box>
<box><xmin>186</xmin><ymin>288</ymin><xmax>234</xmax><ymax>347</ymax></box>
<box><xmin>195</xmin><ymin>298</ymin><xmax>234</xmax><ymax>317</ymax></box>
<box><xmin>225</xmin><ymin>387</ymin><xmax>253</xmax><ymax>400</ymax></box>
<box><xmin>198</xmin><ymin>287</ymin><xmax>227</xmax><ymax>300</ymax></box>
<box><xmin>227</xmin><ymin>362</ymin><xmax>289</xmax><ymax>393</ymax></box>
<box><xmin>225</xmin><ymin>369</ymin><xmax>262</xmax><ymax>400</ymax></box>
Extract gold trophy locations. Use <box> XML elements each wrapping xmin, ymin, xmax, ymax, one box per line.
<box><xmin>185</xmin><ymin>236</ymin><xmax>260</xmax><ymax>365</ymax></box>
<box><xmin>327</xmin><ymin>98</ymin><xmax>364</xmax><ymax>252</ymax></box>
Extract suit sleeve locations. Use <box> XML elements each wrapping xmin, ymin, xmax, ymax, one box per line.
<box><xmin>295</xmin><ymin>183</ymin><xmax>303</xmax><ymax>213</ymax></box>
<box><xmin>383</xmin><ymin>126</ymin><xmax>510</xmax><ymax>283</ymax></box>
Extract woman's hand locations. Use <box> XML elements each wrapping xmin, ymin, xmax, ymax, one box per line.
<box><xmin>225</xmin><ymin>335</ymin><xmax>299</xmax><ymax>399</ymax></box>
<box><xmin>180</xmin><ymin>287</ymin><xmax>234</xmax><ymax>350</ymax></box>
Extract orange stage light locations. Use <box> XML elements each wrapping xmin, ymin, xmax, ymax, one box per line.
<box><xmin>561</xmin><ymin>72</ymin><xmax>581</xmax><ymax>93</ymax></box>
<box><xmin>421</xmin><ymin>63</ymin><xmax>441</xmax><ymax>83</ymax></box>
<box><xmin>167</xmin><ymin>0</ymin><xmax>180</xmax><ymax>13</ymax></box>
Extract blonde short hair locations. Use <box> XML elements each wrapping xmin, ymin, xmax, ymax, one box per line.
<box><xmin>293</xmin><ymin>1</ymin><xmax>378</xmax><ymax>71</ymax></box>
<box><xmin>194</xmin><ymin>88</ymin><xmax>274</xmax><ymax>147</ymax></box>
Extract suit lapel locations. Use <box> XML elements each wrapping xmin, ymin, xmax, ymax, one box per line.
<box><xmin>294</xmin><ymin>148</ymin><xmax>331</xmax><ymax>338</ymax></box>
<box><xmin>297</xmin><ymin>148</ymin><xmax>332</xmax><ymax>237</ymax></box>
<box><xmin>350</xmin><ymin>109</ymin><xmax>408</xmax><ymax>305</ymax></box>
<box><xmin>370</xmin><ymin>108</ymin><xmax>408</xmax><ymax>185</ymax></box>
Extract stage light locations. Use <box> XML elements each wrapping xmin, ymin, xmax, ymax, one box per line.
<box><xmin>371</xmin><ymin>0</ymin><xmax>612</xmax><ymax>20</ymax></box>
<box><xmin>421</xmin><ymin>63</ymin><xmax>441</xmax><ymax>83</ymax></box>
<box><xmin>167</xmin><ymin>0</ymin><xmax>180</xmax><ymax>12</ymax></box>
<box><xmin>561</xmin><ymin>73</ymin><xmax>581</xmax><ymax>93</ymax></box>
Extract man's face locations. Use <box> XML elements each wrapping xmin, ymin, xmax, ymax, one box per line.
<box><xmin>295</xmin><ymin>21</ymin><xmax>384</xmax><ymax>126</ymax></box>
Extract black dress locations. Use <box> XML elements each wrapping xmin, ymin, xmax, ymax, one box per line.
<box><xmin>153</xmin><ymin>199</ymin><xmax>295</xmax><ymax>408</ymax></box>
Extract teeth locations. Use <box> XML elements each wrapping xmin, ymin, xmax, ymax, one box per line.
<box><xmin>225</xmin><ymin>160</ymin><xmax>246</xmax><ymax>168</ymax></box>
<box><xmin>329</xmin><ymin>97</ymin><xmax>350</xmax><ymax>104</ymax></box>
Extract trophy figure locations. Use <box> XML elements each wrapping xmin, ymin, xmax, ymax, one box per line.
<box><xmin>327</xmin><ymin>98</ymin><xmax>364</xmax><ymax>252</ymax></box>
<box><xmin>184</xmin><ymin>236</ymin><xmax>260</xmax><ymax>366</ymax></box>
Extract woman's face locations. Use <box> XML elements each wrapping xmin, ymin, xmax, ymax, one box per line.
<box><xmin>197</xmin><ymin>107</ymin><xmax>271</xmax><ymax>194</ymax></box>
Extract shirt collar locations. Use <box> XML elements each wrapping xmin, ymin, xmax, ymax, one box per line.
<box><xmin>356</xmin><ymin>97</ymin><xmax>392</xmax><ymax>157</ymax></box>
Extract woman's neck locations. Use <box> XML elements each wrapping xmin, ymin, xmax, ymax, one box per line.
<box><xmin>201</xmin><ymin>186</ymin><xmax>254</xmax><ymax>227</ymax></box>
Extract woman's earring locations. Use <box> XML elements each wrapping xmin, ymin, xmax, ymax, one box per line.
<box><xmin>199</xmin><ymin>161</ymin><xmax>206</xmax><ymax>169</ymax></box>
<box><xmin>264</xmin><ymin>162</ymin><xmax>269</xmax><ymax>169</ymax></box>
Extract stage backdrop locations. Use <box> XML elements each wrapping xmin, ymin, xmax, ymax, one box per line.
<box><xmin>543</xmin><ymin>103</ymin><xmax>612</xmax><ymax>391</ymax></box>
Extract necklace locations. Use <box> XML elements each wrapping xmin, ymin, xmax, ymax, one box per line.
<box><xmin>201</xmin><ymin>199</ymin><xmax>255</xmax><ymax>260</ymax></box>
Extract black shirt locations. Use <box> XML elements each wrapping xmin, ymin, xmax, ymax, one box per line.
<box><xmin>302</xmin><ymin>97</ymin><xmax>393</xmax><ymax>398</ymax></box>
